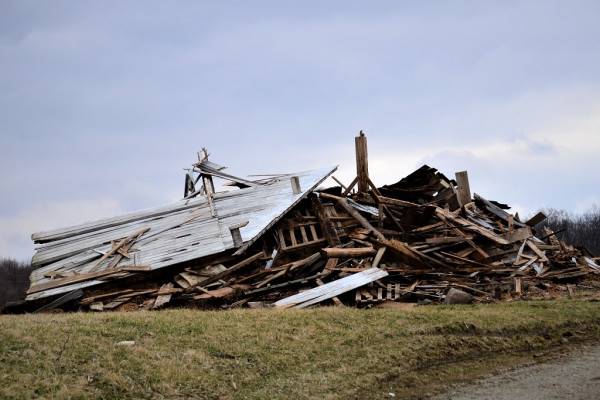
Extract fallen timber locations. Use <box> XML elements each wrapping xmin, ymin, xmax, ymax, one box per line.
<box><xmin>8</xmin><ymin>133</ymin><xmax>599</xmax><ymax>313</ymax></box>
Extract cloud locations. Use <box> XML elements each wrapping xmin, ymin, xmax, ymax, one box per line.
<box><xmin>0</xmin><ymin>199</ymin><xmax>123</xmax><ymax>260</ymax></box>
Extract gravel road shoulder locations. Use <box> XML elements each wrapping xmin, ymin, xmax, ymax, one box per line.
<box><xmin>433</xmin><ymin>344</ymin><xmax>600</xmax><ymax>400</ymax></box>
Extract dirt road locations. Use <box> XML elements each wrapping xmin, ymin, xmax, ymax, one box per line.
<box><xmin>434</xmin><ymin>344</ymin><xmax>600</xmax><ymax>400</ymax></box>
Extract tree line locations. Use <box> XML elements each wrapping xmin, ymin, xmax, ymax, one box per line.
<box><xmin>534</xmin><ymin>206</ymin><xmax>600</xmax><ymax>255</ymax></box>
<box><xmin>0</xmin><ymin>258</ymin><xmax>33</xmax><ymax>311</ymax></box>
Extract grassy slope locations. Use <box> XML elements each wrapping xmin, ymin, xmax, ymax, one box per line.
<box><xmin>1</xmin><ymin>301</ymin><xmax>599</xmax><ymax>400</ymax></box>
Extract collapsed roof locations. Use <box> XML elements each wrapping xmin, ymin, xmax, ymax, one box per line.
<box><xmin>27</xmin><ymin>163</ymin><xmax>337</xmax><ymax>301</ymax></box>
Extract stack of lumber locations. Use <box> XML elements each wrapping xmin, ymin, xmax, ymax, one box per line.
<box><xmin>15</xmin><ymin>134</ymin><xmax>600</xmax><ymax>313</ymax></box>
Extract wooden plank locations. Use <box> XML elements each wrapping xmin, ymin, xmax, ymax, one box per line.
<box><xmin>514</xmin><ymin>277</ymin><xmax>522</xmax><ymax>295</ymax></box>
<box><xmin>274</xmin><ymin>267</ymin><xmax>389</xmax><ymax>309</ymax></box>
<box><xmin>289</xmin><ymin>228</ymin><xmax>298</xmax><ymax>246</ymax></box>
<box><xmin>425</xmin><ymin>236</ymin><xmax>474</xmax><ymax>245</ymax></box>
<box><xmin>321</xmin><ymin>247</ymin><xmax>376</xmax><ymax>258</ymax></box>
<box><xmin>299</xmin><ymin>226</ymin><xmax>309</xmax><ymax>243</ymax></box>
<box><xmin>525</xmin><ymin>211</ymin><xmax>547</xmax><ymax>227</ymax></box>
<box><xmin>316</xmin><ymin>278</ymin><xmax>343</xmax><ymax>306</ymax></box>
<box><xmin>153</xmin><ymin>283</ymin><xmax>174</xmax><ymax>309</ymax></box>
<box><xmin>435</xmin><ymin>207</ymin><xmax>510</xmax><ymax>245</ymax></box>
<box><xmin>199</xmin><ymin>251</ymin><xmax>265</xmax><ymax>287</ymax></box>
<box><xmin>526</xmin><ymin>240</ymin><xmax>549</xmax><ymax>262</ymax></box>
<box><xmin>278</xmin><ymin>228</ymin><xmax>287</xmax><ymax>249</ymax></box>
<box><xmin>455</xmin><ymin>171</ymin><xmax>471</xmax><ymax>206</ymax></box>
<box><xmin>371</xmin><ymin>247</ymin><xmax>386</xmax><ymax>268</ymax></box>
<box><xmin>342</xmin><ymin>176</ymin><xmax>358</xmax><ymax>197</ymax></box>
<box><xmin>372</xmin><ymin>193</ymin><xmax>421</xmax><ymax>208</ymax></box>
<box><xmin>91</xmin><ymin>227</ymin><xmax>150</xmax><ymax>271</ymax></box>
<box><xmin>27</xmin><ymin>266</ymin><xmax>150</xmax><ymax>295</ymax></box>
<box><xmin>504</xmin><ymin>227</ymin><xmax>533</xmax><ymax>243</ymax></box>
<box><xmin>331</xmin><ymin>176</ymin><xmax>348</xmax><ymax>191</ymax></box>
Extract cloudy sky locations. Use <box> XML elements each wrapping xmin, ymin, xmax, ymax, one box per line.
<box><xmin>1</xmin><ymin>1</ymin><xmax>600</xmax><ymax>260</ymax></box>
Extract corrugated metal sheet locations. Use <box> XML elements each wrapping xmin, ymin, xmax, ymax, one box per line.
<box><xmin>27</xmin><ymin>166</ymin><xmax>337</xmax><ymax>301</ymax></box>
<box><xmin>273</xmin><ymin>267</ymin><xmax>389</xmax><ymax>308</ymax></box>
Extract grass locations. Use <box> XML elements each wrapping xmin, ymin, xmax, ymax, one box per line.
<box><xmin>1</xmin><ymin>300</ymin><xmax>600</xmax><ymax>399</ymax></box>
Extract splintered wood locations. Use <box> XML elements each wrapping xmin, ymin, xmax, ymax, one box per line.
<box><xmin>16</xmin><ymin>132</ymin><xmax>600</xmax><ymax>314</ymax></box>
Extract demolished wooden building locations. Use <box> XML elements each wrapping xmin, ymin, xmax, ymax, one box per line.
<box><xmin>12</xmin><ymin>134</ymin><xmax>600</xmax><ymax>313</ymax></box>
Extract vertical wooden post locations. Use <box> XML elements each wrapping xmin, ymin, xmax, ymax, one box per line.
<box><xmin>229</xmin><ymin>227</ymin><xmax>243</xmax><ymax>247</ymax></box>
<box><xmin>355</xmin><ymin>131</ymin><xmax>369</xmax><ymax>195</ymax></box>
<box><xmin>290</xmin><ymin>176</ymin><xmax>301</xmax><ymax>194</ymax></box>
<box><xmin>311</xmin><ymin>195</ymin><xmax>340</xmax><ymax>246</ymax></box>
<box><xmin>228</xmin><ymin>221</ymin><xmax>249</xmax><ymax>248</ymax></box>
<box><xmin>202</xmin><ymin>175</ymin><xmax>215</xmax><ymax>195</ymax></box>
<box><xmin>455</xmin><ymin>171</ymin><xmax>471</xmax><ymax>206</ymax></box>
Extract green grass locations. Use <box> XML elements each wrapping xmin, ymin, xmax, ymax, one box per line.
<box><xmin>1</xmin><ymin>300</ymin><xmax>599</xmax><ymax>399</ymax></box>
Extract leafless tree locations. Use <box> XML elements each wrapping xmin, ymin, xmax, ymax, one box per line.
<box><xmin>535</xmin><ymin>206</ymin><xmax>600</xmax><ymax>255</ymax></box>
<box><xmin>0</xmin><ymin>258</ymin><xmax>32</xmax><ymax>310</ymax></box>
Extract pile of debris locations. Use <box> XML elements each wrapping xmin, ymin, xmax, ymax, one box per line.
<box><xmin>12</xmin><ymin>133</ymin><xmax>600</xmax><ymax>313</ymax></box>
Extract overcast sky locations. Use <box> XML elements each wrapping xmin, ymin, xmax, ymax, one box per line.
<box><xmin>1</xmin><ymin>1</ymin><xmax>600</xmax><ymax>260</ymax></box>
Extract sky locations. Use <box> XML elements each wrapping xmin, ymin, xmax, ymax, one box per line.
<box><xmin>1</xmin><ymin>1</ymin><xmax>600</xmax><ymax>260</ymax></box>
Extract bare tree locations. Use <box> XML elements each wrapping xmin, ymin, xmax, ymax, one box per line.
<box><xmin>535</xmin><ymin>206</ymin><xmax>600</xmax><ymax>255</ymax></box>
<box><xmin>0</xmin><ymin>258</ymin><xmax>32</xmax><ymax>310</ymax></box>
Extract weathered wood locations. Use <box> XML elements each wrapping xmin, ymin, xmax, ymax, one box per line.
<box><xmin>91</xmin><ymin>227</ymin><xmax>150</xmax><ymax>271</ymax></box>
<box><xmin>199</xmin><ymin>251</ymin><xmax>265</xmax><ymax>287</ymax></box>
<box><xmin>342</xmin><ymin>176</ymin><xmax>358</xmax><ymax>196</ymax></box>
<box><xmin>255</xmin><ymin>252</ymin><xmax>321</xmax><ymax>288</ymax></box>
<box><xmin>311</xmin><ymin>196</ymin><xmax>341</xmax><ymax>246</ymax></box>
<box><xmin>316</xmin><ymin>278</ymin><xmax>343</xmax><ymax>306</ymax></box>
<box><xmin>435</xmin><ymin>207</ymin><xmax>510</xmax><ymax>245</ymax></box>
<box><xmin>504</xmin><ymin>226</ymin><xmax>533</xmax><ymax>243</ymax></box>
<box><xmin>526</xmin><ymin>212</ymin><xmax>547</xmax><ymax>227</ymax></box>
<box><xmin>330</xmin><ymin>176</ymin><xmax>348</xmax><ymax>191</ymax></box>
<box><xmin>274</xmin><ymin>267</ymin><xmax>388</xmax><ymax>309</ymax></box>
<box><xmin>455</xmin><ymin>171</ymin><xmax>471</xmax><ymax>206</ymax></box>
<box><xmin>514</xmin><ymin>277</ymin><xmax>522</xmax><ymax>295</ymax></box>
<box><xmin>321</xmin><ymin>247</ymin><xmax>376</xmax><ymax>258</ymax></box>
<box><xmin>373</xmin><ymin>193</ymin><xmax>421</xmax><ymax>208</ymax></box>
<box><xmin>355</xmin><ymin>131</ymin><xmax>369</xmax><ymax>195</ymax></box>
<box><xmin>526</xmin><ymin>240</ymin><xmax>549</xmax><ymax>262</ymax></box>
<box><xmin>27</xmin><ymin>266</ymin><xmax>150</xmax><ymax>295</ymax></box>
<box><xmin>290</xmin><ymin>176</ymin><xmax>301</xmax><ymax>194</ymax></box>
<box><xmin>153</xmin><ymin>283</ymin><xmax>174</xmax><ymax>309</ymax></box>
<box><xmin>371</xmin><ymin>247</ymin><xmax>386</xmax><ymax>268</ymax></box>
<box><xmin>319</xmin><ymin>193</ymin><xmax>386</xmax><ymax>241</ymax></box>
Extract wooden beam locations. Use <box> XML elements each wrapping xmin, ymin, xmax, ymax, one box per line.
<box><xmin>331</xmin><ymin>176</ymin><xmax>348</xmax><ymax>191</ymax></box>
<box><xmin>321</xmin><ymin>247</ymin><xmax>376</xmax><ymax>258</ymax></box>
<box><xmin>455</xmin><ymin>171</ymin><xmax>471</xmax><ymax>206</ymax></box>
<box><xmin>342</xmin><ymin>176</ymin><xmax>358</xmax><ymax>197</ymax></box>
<box><xmin>355</xmin><ymin>131</ymin><xmax>369</xmax><ymax>195</ymax></box>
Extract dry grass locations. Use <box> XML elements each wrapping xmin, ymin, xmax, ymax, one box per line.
<box><xmin>1</xmin><ymin>300</ymin><xmax>599</xmax><ymax>399</ymax></box>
